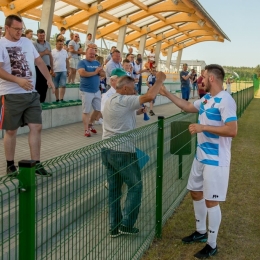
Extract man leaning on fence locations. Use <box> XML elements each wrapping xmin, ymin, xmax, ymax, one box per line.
<box><xmin>0</xmin><ymin>15</ymin><xmax>55</xmax><ymax>177</ymax></box>
<box><xmin>102</xmin><ymin>72</ymin><xmax>166</xmax><ymax>238</ymax></box>
<box><xmin>159</xmin><ymin>64</ymin><xmax>237</xmax><ymax>259</ymax></box>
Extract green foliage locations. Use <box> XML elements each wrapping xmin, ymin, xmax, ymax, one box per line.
<box><xmin>223</xmin><ymin>66</ymin><xmax>255</xmax><ymax>81</ymax></box>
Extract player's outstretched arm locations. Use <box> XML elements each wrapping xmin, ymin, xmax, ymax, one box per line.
<box><xmin>159</xmin><ymin>85</ymin><xmax>198</xmax><ymax>113</ymax></box>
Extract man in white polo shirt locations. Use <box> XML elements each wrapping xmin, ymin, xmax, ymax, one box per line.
<box><xmin>52</xmin><ymin>39</ymin><xmax>70</xmax><ymax>102</ymax></box>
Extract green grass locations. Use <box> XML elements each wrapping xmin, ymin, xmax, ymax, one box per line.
<box><xmin>142</xmin><ymin>99</ymin><xmax>260</xmax><ymax>260</ymax></box>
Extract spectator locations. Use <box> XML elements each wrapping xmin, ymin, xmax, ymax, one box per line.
<box><xmin>0</xmin><ymin>26</ymin><xmax>2</xmax><ymax>38</ymax></box>
<box><xmin>85</xmin><ymin>33</ymin><xmax>93</xmax><ymax>47</ymax></box>
<box><xmin>148</xmin><ymin>48</ymin><xmax>155</xmax><ymax>60</ymax></box>
<box><xmin>0</xmin><ymin>15</ymin><xmax>55</xmax><ymax>176</ymax></box>
<box><xmin>102</xmin><ymin>72</ymin><xmax>166</xmax><ymax>237</ymax></box>
<box><xmin>33</xmin><ymin>28</ymin><xmax>53</xmax><ymax>103</ymax></box>
<box><xmin>105</xmin><ymin>49</ymin><xmax>122</xmax><ymax>89</ymax></box>
<box><xmin>133</xmin><ymin>57</ymin><xmax>149</xmax><ymax>94</ymax></box>
<box><xmin>68</xmin><ymin>33</ymin><xmax>85</xmax><ymax>84</ymax></box>
<box><xmin>101</xmin><ymin>68</ymin><xmax>127</xmax><ymax>112</ymax></box>
<box><xmin>77</xmin><ymin>46</ymin><xmax>105</xmax><ymax>137</ymax></box>
<box><xmin>225</xmin><ymin>78</ymin><xmax>232</xmax><ymax>94</ymax></box>
<box><xmin>146</xmin><ymin>69</ymin><xmax>157</xmax><ymax>116</ymax></box>
<box><xmin>191</xmin><ymin>69</ymin><xmax>198</xmax><ymax>98</ymax></box>
<box><xmin>56</xmin><ymin>27</ymin><xmax>66</xmax><ymax>40</ymax></box>
<box><xmin>159</xmin><ymin>64</ymin><xmax>237</xmax><ymax>259</ymax></box>
<box><xmin>180</xmin><ymin>63</ymin><xmax>192</xmax><ymax>101</ymax></box>
<box><xmin>136</xmin><ymin>54</ymin><xmax>143</xmax><ymax>94</ymax></box>
<box><xmin>65</xmin><ymin>32</ymin><xmax>73</xmax><ymax>48</ymax></box>
<box><xmin>197</xmin><ymin>69</ymin><xmax>207</xmax><ymax>98</ymax></box>
<box><xmin>52</xmin><ymin>39</ymin><xmax>70</xmax><ymax>102</ymax></box>
<box><xmin>122</xmin><ymin>59</ymin><xmax>132</xmax><ymax>77</ymax></box>
<box><xmin>25</xmin><ymin>29</ymin><xmax>33</xmax><ymax>41</ymax></box>
<box><xmin>105</xmin><ymin>46</ymin><xmax>116</xmax><ymax>65</ymax></box>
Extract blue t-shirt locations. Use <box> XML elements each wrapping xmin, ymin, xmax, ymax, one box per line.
<box><xmin>180</xmin><ymin>70</ymin><xmax>190</xmax><ymax>87</ymax></box>
<box><xmin>77</xmin><ymin>60</ymin><xmax>100</xmax><ymax>93</ymax></box>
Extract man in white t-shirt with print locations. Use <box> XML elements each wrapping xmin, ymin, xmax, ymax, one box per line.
<box><xmin>52</xmin><ymin>39</ymin><xmax>70</xmax><ymax>102</ymax></box>
<box><xmin>0</xmin><ymin>15</ymin><xmax>55</xmax><ymax>176</ymax></box>
<box><xmin>160</xmin><ymin>64</ymin><xmax>237</xmax><ymax>259</ymax></box>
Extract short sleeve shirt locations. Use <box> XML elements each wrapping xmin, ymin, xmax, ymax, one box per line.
<box><xmin>102</xmin><ymin>93</ymin><xmax>141</xmax><ymax>152</ymax></box>
<box><xmin>77</xmin><ymin>59</ymin><xmax>100</xmax><ymax>93</ymax></box>
<box><xmin>180</xmin><ymin>70</ymin><xmax>190</xmax><ymax>87</ymax></box>
<box><xmin>68</xmin><ymin>40</ymin><xmax>80</xmax><ymax>59</ymax></box>
<box><xmin>33</xmin><ymin>40</ymin><xmax>51</xmax><ymax>66</ymax></box>
<box><xmin>193</xmin><ymin>91</ymin><xmax>237</xmax><ymax>166</ymax></box>
<box><xmin>0</xmin><ymin>37</ymin><xmax>39</xmax><ymax>95</ymax></box>
<box><xmin>52</xmin><ymin>49</ymin><xmax>68</xmax><ymax>72</ymax></box>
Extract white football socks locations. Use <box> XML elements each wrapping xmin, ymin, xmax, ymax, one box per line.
<box><xmin>207</xmin><ymin>204</ymin><xmax>221</xmax><ymax>249</ymax></box>
<box><xmin>193</xmin><ymin>199</ymin><xmax>207</xmax><ymax>234</ymax></box>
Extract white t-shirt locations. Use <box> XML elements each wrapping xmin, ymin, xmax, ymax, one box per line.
<box><xmin>52</xmin><ymin>48</ymin><xmax>68</xmax><ymax>72</ymax></box>
<box><xmin>0</xmin><ymin>37</ymin><xmax>39</xmax><ymax>95</ymax></box>
<box><xmin>101</xmin><ymin>86</ymin><xmax>116</xmax><ymax>112</ymax></box>
<box><xmin>193</xmin><ymin>91</ymin><xmax>237</xmax><ymax>167</ymax></box>
<box><xmin>133</xmin><ymin>62</ymin><xmax>141</xmax><ymax>80</ymax></box>
<box><xmin>149</xmin><ymin>52</ymin><xmax>155</xmax><ymax>60</ymax></box>
<box><xmin>226</xmin><ymin>83</ymin><xmax>231</xmax><ymax>94</ymax></box>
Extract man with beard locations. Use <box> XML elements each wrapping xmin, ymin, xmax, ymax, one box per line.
<box><xmin>159</xmin><ymin>64</ymin><xmax>237</xmax><ymax>259</ymax></box>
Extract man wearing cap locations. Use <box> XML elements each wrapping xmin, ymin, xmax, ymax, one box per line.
<box><xmin>77</xmin><ymin>45</ymin><xmax>105</xmax><ymax>137</ymax></box>
<box><xmin>102</xmin><ymin>71</ymin><xmax>166</xmax><ymax>238</ymax></box>
<box><xmin>101</xmin><ymin>68</ymin><xmax>127</xmax><ymax>112</ymax></box>
<box><xmin>180</xmin><ymin>63</ymin><xmax>192</xmax><ymax>102</ymax></box>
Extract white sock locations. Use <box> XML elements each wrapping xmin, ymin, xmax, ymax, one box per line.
<box><xmin>207</xmin><ymin>205</ymin><xmax>221</xmax><ymax>249</ymax></box>
<box><xmin>193</xmin><ymin>199</ymin><xmax>207</xmax><ymax>234</ymax></box>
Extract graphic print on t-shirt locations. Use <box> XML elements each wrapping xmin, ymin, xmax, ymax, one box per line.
<box><xmin>6</xmin><ymin>46</ymin><xmax>32</xmax><ymax>78</ymax></box>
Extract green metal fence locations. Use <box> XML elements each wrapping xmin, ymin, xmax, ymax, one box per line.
<box><xmin>0</xmin><ymin>86</ymin><xmax>254</xmax><ymax>260</ymax></box>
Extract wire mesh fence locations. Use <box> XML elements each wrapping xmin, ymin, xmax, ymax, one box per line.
<box><xmin>0</xmin><ymin>86</ymin><xmax>254</xmax><ymax>260</ymax></box>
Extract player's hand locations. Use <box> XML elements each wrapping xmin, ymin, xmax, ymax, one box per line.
<box><xmin>47</xmin><ymin>80</ymin><xmax>55</xmax><ymax>94</ymax></box>
<box><xmin>16</xmin><ymin>78</ymin><xmax>33</xmax><ymax>91</ymax></box>
<box><xmin>189</xmin><ymin>123</ymin><xmax>204</xmax><ymax>135</ymax></box>
<box><xmin>159</xmin><ymin>85</ymin><xmax>168</xmax><ymax>96</ymax></box>
<box><xmin>156</xmin><ymin>71</ymin><xmax>166</xmax><ymax>82</ymax></box>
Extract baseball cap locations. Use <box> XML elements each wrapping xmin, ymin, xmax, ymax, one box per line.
<box><xmin>111</xmin><ymin>68</ymin><xmax>127</xmax><ymax>78</ymax></box>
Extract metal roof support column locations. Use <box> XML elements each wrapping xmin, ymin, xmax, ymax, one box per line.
<box><xmin>138</xmin><ymin>35</ymin><xmax>147</xmax><ymax>57</ymax></box>
<box><xmin>155</xmin><ymin>41</ymin><xmax>162</xmax><ymax>65</ymax></box>
<box><xmin>87</xmin><ymin>14</ymin><xmax>99</xmax><ymax>44</ymax></box>
<box><xmin>117</xmin><ymin>25</ymin><xmax>127</xmax><ymax>54</ymax></box>
<box><xmin>166</xmin><ymin>47</ymin><xmax>173</xmax><ymax>72</ymax></box>
<box><xmin>176</xmin><ymin>49</ymin><xmax>183</xmax><ymax>73</ymax></box>
<box><xmin>39</xmin><ymin>0</ymin><xmax>55</xmax><ymax>41</ymax></box>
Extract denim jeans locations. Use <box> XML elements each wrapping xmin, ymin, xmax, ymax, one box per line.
<box><xmin>101</xmin><ymin>148</ymin><xmax>142</xmax><ymax>230</ymax></box>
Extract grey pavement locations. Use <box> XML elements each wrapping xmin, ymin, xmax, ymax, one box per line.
<box><xmin>0</xmin><ymin>99</ymin><xmax>198</xmax><ymax>177</ymax></box>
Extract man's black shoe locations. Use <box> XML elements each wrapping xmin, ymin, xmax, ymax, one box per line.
<box><xmin>35</xmin><ymin>164</ymin><xmax>52</xmax><ymax>177</ymax></box>
<box><xmin>119</xmin><ymin>225</ymin><xmax>139</xmax><ymax>235</ymax></box>
<box><xmin>110</xmin><ymin>228</ymin><xmax>121</xmax><ymax>238</ymax></box>
<box><xmin>194</xmin><ymin>244</ymin><xmax>218</xmax><ymax>259</ymax></box>
<box><xmin>182</xmin><ymin>231</ymin><xmax>207</xmax><ymax>243</ymax></box>
<box><xmin>6</xmin><ymin>165</ymin><xmax>18</xmax><ymax>177</ymax></box>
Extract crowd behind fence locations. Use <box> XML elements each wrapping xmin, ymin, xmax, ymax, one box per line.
<box><xmin>0</xmin><ymin>86</ymin><xmax>255</xmax><ymax>260</ymax></box>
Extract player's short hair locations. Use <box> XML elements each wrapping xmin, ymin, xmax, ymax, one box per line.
<box><xmin>205</xmin><ymin>64</ymin><xmax>225</xmax><ymax>82</ymax></box>
<box><xmin>56</xmin><ymin>39</ymin><xmax>64</xmax><ymax>43</ymax></box>
<box><xmin>116</xmin><ymin>76</ymin><xmax>135</xmax><ymax>89</ymax></box>
<box><xmin>112</xmin><ymin>49</ymin><xmax>120</xmax><ymax>55</ymax></box>
<box><xmin>5</xmin><ymin>15</ymin><xmax>22</xmax><ymax>26</ymax></box>
<box><xmin>60</xmin><ymin>27</ymin><xmax>66</xmax><ymax>31</ymax></box>
<box><xmin>37</xmin><ymin>29</ymin><xmax>45</xmax><ymax>34</ymax></box>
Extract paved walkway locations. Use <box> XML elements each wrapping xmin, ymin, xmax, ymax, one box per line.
<box><xmin>0</xmin><ymin>100</ymin><xmax>197</xmax><ymax>176</ymax></box>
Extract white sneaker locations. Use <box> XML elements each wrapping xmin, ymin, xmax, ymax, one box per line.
<box><xmin>98</xmin><ymin>118</ymin><xmax>103</xmax><ymax>124</ymax></box>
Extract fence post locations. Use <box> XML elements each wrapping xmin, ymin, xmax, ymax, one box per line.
<box><xmin>18</xmin><ymin>160</ymin><xmax>36</xmax><ymax>260</ymax></box>
<box><xmin>156</xmin><ymin>116</ymin><xmax>164</xmax><ymax>238</ymax></box>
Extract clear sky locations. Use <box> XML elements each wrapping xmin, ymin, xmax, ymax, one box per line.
<box><xmin>0</xmin><ymin>0</ymin><xmax>259</xmax><ymax>67</ymax></box>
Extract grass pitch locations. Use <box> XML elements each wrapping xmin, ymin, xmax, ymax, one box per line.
<box><xmin>142</xmin><ymin>99</ymin><xmax>260</xmax><ymax>260</ymax></box>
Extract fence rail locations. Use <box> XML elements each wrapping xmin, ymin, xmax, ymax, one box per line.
<box><xmin>0</xmin><ymin>86</ymin><xmax>254</xmax><ymax>260</ymax></box>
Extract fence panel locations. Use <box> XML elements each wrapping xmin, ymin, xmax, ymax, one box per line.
<box><xmin>0</xmin><ymin>86</ymin><xmax>255</xmax><ymax>260</ymax></box>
